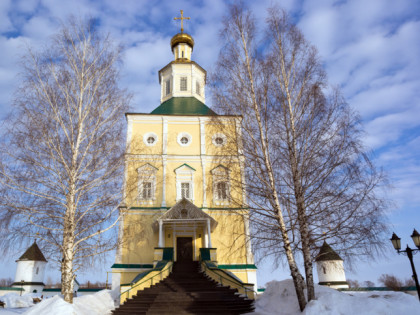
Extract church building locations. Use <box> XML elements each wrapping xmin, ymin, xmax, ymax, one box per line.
<box><xmin>111</xmin><ymin>13</ymin><xmax>257</xmax><ymax>298</ymax></box>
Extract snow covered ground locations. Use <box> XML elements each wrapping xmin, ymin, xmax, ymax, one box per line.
<box><xmin>0</xmin><ymin>289</ymin><xmax>116</xmax><ymax>315</ymax></box>
<box><xmin>253</xmin><ymin>279</ymin><xmax>420</xmax><ymax>315</ymax></box>
<box><xmin>0</xmin><ymin>280</ymin><xmax>419</xmax><ymax>314</ymax></box>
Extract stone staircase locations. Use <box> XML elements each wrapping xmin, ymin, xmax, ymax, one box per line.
<box><xmin>112</xmin><ymin>261</ymin><xmax>254</xmax><ymax>314</ymax></box>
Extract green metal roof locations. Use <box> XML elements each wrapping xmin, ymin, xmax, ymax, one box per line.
<box><xmin>150</xmin><ymin>97</ymin><xmax>217</xmax><ymax>116</ymax></box>
<box><xmin>315</xmin><ymin>241</ymin><xmax>343</xmax><ymax>261</ymax></box>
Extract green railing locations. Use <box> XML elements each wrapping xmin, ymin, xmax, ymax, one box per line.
<box><xmin>200</xmin><ymin>259</ymin><xmax>255</xmax><ymax>299</ymax></box>
<box><xmin>118</xmin><ymin>261</ymin><xmax>173</xmax><ymax>304</ymax></box>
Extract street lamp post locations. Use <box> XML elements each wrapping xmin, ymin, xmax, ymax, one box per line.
<box><xmin>390</xmin><ymin>229</ymin><xmax>420</xmax><ymax>301</ymax></box>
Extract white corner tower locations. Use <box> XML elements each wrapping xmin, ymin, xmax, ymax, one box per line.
<box><xmin>315</xmin><ymin>241</ymin><xmax>349</xmax><ymax>289</ymax></box>
<box><xmin>12</xmin><ymin>241</ymin><xmax>47</xmax><ymax>294</ymax></box>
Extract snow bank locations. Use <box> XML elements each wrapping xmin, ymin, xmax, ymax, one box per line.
<box><xmin>0</xmin><ymin>293</ymin><xmax>33</xmax><ymax>308</ymax></box>
<box><xmin>254</xmin><ymin>279</ymin><xmax>420</xmax><ymax>315</ymax></box>
<box><xmin>23</xmin><ymin>290</ymin><xmax>115</xmax><ymax>315</ymax></box>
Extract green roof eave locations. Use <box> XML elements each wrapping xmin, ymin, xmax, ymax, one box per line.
<box><xmin>111</xmin><ymin>263</ymin><xmax>154</xmax><ymax>269</ymax></box>
<box><xmin>150</xmin><ymin>97</ymin><xmax>217</xmax><ymax>116</ymax></box>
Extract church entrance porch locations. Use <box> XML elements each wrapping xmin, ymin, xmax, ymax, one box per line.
<box><xmin>154</xmin><ymin>198</ymin><xmax>218</xmax><ymax>262</ymax></box>
<box><xmin>176</xmin><ymin>237</ymin><xmax>193</xmax><ymax>261</ymax></box>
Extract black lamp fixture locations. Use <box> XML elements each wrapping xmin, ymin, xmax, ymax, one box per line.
<box><xmin>390</xmin><ymin>229</ymin><xmax>420</xmax><ymax>301</ymax></box>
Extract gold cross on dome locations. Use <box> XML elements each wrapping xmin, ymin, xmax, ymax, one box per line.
<box><xmin>174</xmin><ymin>10</ymin><xmax>190</xmax><ymax>33</ymax></box>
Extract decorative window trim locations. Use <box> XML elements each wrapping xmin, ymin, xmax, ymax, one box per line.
<box><xmin>215</xmin><ymin>181</ymin><xmax>229</xmax><ymax>201</ymax></box>
<box><xmin>181</xmin><ymin>182</ymin><xmax>191</xmax><ymax>199</ymax></box>
<box><xmin>137</xmin><ymin>164</ymin><xmax>158</xmax><ymax>204</ymax></box>
<box><xmin>180</xmin><ymin>77</ymin><xmax>187</xmax><ymax>91</ymax></box>
<box><xmin>143</xmin><ymin>132</ymin><xmax>158</xmax><ymax>146</ymax></box>
<box><xmin>212</xmin><ymin>133</ymin><xmax>227</xmax><ymax>147</ymax></box>
<box><xmin>177</xmin><ymin>132</ymin><xmax>192</xmax><ymax>147</ymax></box>
<box><xmin>211</xmin><ymin>165</ymin><xmax>231</xmax><ymax>205</ymax></box>
<box><xmin>175</xmin><ymin>164</ymin><xmax>195</xmax><ymax>202</ymax></box>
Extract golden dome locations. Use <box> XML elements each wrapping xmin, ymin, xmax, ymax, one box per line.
<box><xmin>171</xmin><ymin>33</ymin><xmax>194</xmax><ymax>51</ymax></box>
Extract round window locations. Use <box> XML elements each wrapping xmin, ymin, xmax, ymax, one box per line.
<box><xmin>147</xmin><ymin>136</ymin><xmax>155</xmax><ymax>144</ymax></box>
<box><xmin>212</xmin><ymin>133</ymin><xmax>227</xmax><ymax>147</ymax></box>
<box><xmin>143</xmin><ymin>132</ymin><xmax>158</xmax><ymax>146</ymax></box>
<box><xmin>177</xmin><ymin>132</ymin><xmax>192</xmax><ymax>146</ymax></box>
<box><xmin>215</xmin><ymin>137</ymin><xmax>224</xmax><ymax>145</ymax></box>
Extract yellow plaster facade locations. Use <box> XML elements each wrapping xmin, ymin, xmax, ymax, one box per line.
<box><xmin>112</xmin><ymin>30</ymin><xmax>257</xmax><ymax>293</ymax></box>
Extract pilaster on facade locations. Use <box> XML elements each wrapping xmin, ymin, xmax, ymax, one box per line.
<box><xmin>199</xmin><ymin>117</ymin><xmax>206</xmax><ymax>155</ymax></box>
<box><xmin>201</xmin><ymin>158</ymin><xmax>207</xmax><ymax>208</ymax></box>
<box><xmin>161</xmin><ymin>156</ymin><xmax>167</xmax><ymax>208</ymax></box>
<box><xmin>162</xmin><ymin>117</ymin><xmax>168</xmax><ymax>155</ymax></box>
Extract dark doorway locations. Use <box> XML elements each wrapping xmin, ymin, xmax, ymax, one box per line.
<box><xmin>177</xmin><ymin>237</ymin><xmax>193</xmax><ymax>261</ymax></box>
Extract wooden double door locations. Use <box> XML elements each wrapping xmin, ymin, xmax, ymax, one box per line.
<box><xmin>176</xmin><ymin>237</ymin><xmax>193</xmax><ymax>262</ymax></box>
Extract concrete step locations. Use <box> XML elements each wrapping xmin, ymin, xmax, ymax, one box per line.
<box><xmin>112</xmin><ymin>261</ymin><xmax>254</xmax><ymax>315</ymax></box>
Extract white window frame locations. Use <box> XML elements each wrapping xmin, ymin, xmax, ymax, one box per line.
<box><xmin>211</xmin><ymin>165</ymin><xmax>231</xmax><ymax>205</ymax></box>
<box><xmin>137</xmin><ymin>164</ymin><xmax>158</xmax><ymax>204</ymax></box>
<box><xmin>166</xmin><ymin>79</ymin><xmax>171</xmax><ymax>96</ymax></box>
<box><xmin>212</xmin><ymin>133</ymin><xmax>227</xmax><ymax>147</ymax></box>
<box><xmin>175</xmin><ymin>164</ymin><xmax>195</xmax><ymax>202</ymax></box>
<box><xmin>181</xmin><ymin>182</ymin><xmax>191</xmax><ymax>199</ymax></box>
<box><xmin>196</xmin><ymin>81</ymin><xmax>201</xmax><ymax>96</ymax></box>
<box><xmin>177</xmin><ymin>132</ymin><xmax>192</xmax><ymax>147</ymax></box>
<box><xmin>180</xmin><ymin>77</ymin><xmax>187</xmax><ymax>91</ymax></box>
<box><xmin>215</xmin><ymin>181</ymin><xmax>229</xmax><ymax>200</ymax></box>
<box><xmin>142</xmin><ymin>181</ymin><xmax>153</xmax><ymax>199</ymax></box>
<box><xmin>143</xmin><ymin>132</ymin><xmax>158</xmax><ymax>146</ymax></box>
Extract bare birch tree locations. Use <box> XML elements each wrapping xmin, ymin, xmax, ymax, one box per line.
<box><xmin>211</xmin><ymin>5</ymin><xmax>389</xmax><ymax>310</ymax></box>
<box><xmin>211</xmin><ymin>5</ymin><xmax>307</xmax><ymax>310</ymax></box>
<box><xmin>0</xmin><ymin>18</ymin><xmax>131</xmax><ymax>303</ymax></box>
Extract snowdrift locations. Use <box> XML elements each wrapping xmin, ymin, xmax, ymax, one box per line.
<box><xmin>23</xmin><ymin>289</ymin><xmax>115</xmax><ymax>315</ymax></box>
<box><xmin>0</xmin><ymin>293</ymin><xmax>34</xmax><ymax>308</ymax></box>
<box><xmin>254</xmin><ymin>279</ymin><xmax>420</xmax><ymax>315</ymax></box>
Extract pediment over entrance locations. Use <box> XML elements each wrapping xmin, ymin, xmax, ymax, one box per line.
<box><xmin>158</xmin><ymin>198</ymin><xmax>217</xmax><ymax>229</ymax></box>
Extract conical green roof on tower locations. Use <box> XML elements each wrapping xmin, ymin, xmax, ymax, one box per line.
<box><xmin>17</xmin><ymin>241</ymin><xmax>47</xmax><ymax>262</ymax></box>
<box><xmin>315</xmin><ymin>241</ymin><xmax>343</xmax><ymax>261</ymax></box>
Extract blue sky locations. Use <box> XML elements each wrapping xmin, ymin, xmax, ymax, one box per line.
<box><xmin>0</xmin><ymin>0</ymin><xmax>419</xmax><ymax>288</ymax></box>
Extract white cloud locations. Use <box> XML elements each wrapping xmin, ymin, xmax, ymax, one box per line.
<box><xmin>0</xmin><ymin>0</ymin><xmax>13</xmax><ymax>33</ymax></box>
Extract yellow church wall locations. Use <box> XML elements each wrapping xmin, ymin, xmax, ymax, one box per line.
<box><xmin>208</xmin><ymin>211</ymin><xmax>248</xmax><ymax>265</ymax></box>
<box><xmin>129</xmin><ymin>122</ymin><xmax>163</xmax><ymax>155</ymax></box>
<box><xmin>121</xmin><ymin>210</ymin><xmax>249</xmax><ymax>265</ymax></box>
<box><xmin>121</xmin><ymin>212</ymin><xmax>160</xmax><ymax>264</ymax></box>
<box><xmin>120</xmin><ymin>272</ymin><xmax>145</xmax><ymax>286</ymax></box>
<box><xmin>166</xmin><ymin>122</ymin><xmax>201</xmax><ymax>155</ymax></box>
<box><xmin>204</xmin><ymin>120</ymin><xmax>239</xmax><ymax>156</ymax></box>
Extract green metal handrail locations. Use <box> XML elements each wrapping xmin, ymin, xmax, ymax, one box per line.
<box><xmin>118</xmin><ymin>261</ymin><xmax>173</xmax><ymax>303</ymax></box>
<box><xmin>200</xmin><ymin>260</ymin><xmax>253</xmax><ymax>297</ymax></box>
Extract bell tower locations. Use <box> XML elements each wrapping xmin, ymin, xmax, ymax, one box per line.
<box><xmin>159</xmin><ymin>11</ymin><xmax>206</xmax><ymax>104</ymax></box>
